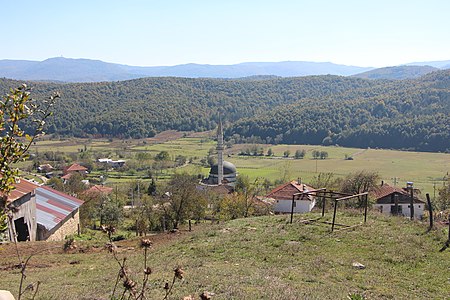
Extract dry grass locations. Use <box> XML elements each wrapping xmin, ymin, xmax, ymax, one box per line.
<box><xmin>1</xmin><ymin>212</ymin><xmax>449</xmax><ymax>299</ymax></box>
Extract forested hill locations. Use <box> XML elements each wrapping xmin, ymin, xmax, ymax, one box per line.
<box><xmin>228</xmin><ymin>71</ymin><xmax>450</xmax><ymax>152</ymax></box>
<box><xmin>0</xmin><ymin>70</ymin><xmax>449</xmax><ymax>152</ymax></box>
<box><xmin>352</xmin><ymin>65</ymin><xmax>438</xmax><ymax>80</ymax></box>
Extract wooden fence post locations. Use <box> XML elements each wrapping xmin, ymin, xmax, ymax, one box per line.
<box><xmin>332</xmin><ymin>199</ymin><xmax>338</xmax><ymax>232</ymax></box>
<box><xmin>426</xmin><ymin>193</ymin><xmax>433</xmax><ymax>230</ymax></box>
<box><xmin>189</xmin><ymin>219</ymin><xmax>192</xmax><ymax>232</ymax></box>
<box><xmin>364</xmin><ymin>194</ymin><xmax>368</xmax><ymax>223</ymax></box>
<box><xmin>322</xmin><ymin>196</ymin><xmax>326</xmax><ymax>217</ymax></box>
<box><xmin>290</xmin><ymin>195</ymin><xmax>295</xmax><ymax>224</ymax></box>
<box><xmin>410</xmin><ymin>187</ymin><xmax>414</xmax><ymax>220</ymax></box>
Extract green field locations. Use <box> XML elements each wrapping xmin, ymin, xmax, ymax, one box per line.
<box><xmin>29</xmin><ymin>135</ymin><xmax>449</xmax><ymax>196</ymax></box>
<box><xmin>225</xmin><ymin>145</ymin><xmax>449</xmax><ymax>196</ymax></box>
<box><xmin>1</xmin><ymin>212</ymin><xmax>449</xmax><ymax>299</ymax></box>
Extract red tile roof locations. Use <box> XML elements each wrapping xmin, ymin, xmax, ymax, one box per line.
<box><xmin>371</xmin><ymin>183</ymin><xmax>425</xmax><ymax>203</ymax></box>
<box><xmin>266</xmin><ymin>181</ymin><xmax>315</xmax><ymax>201</ymax></box>
<box><xmin>66</xmin><ymin>163</ymin><xmax>88</xmax><ymax>172</ymax></box>
<box><xmin>2</xmin><ymin>178</ymin><xmax>39</xmax><ymax>202</ymax></box>
<box><xmin>371</xmin><ymin>183</ymin><xmax>407</xmax><ymax>200</ymax></box>
<box><xmin>85</xmin><ymin>184</ymin><xmax>113</xmax><ymax>195</ymax></box>
<box><xmin>61</xmin><ymin>173</ymin><xmax>73</xmax><ymax>180</ymax></box>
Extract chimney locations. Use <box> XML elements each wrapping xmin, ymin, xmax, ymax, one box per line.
<box><xmin>381</xmin><ymin>180</ymin><xmax>384</xmax><ymax>186</ymax></box>
<box><xmin>298</xmin><ymin>178</ymin><xmax>302</xmax><ymax>185</ymax></box>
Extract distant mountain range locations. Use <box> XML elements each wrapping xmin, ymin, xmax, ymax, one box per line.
<box><xmin>352</xmin><ymin>65</ymin><xmax>439</xmax><ymax>80</ymax></box>
<box><xmin>0</xmin><ymin>57</ymin><xmax>449</xmax><ymax>82</ymax></box>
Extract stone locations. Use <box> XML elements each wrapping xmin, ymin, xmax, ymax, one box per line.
<box><xmin>352</xmin><ymin>262</ymin><xmax>366</xmax><ymax>269</ymax></box>
<box><xmin>0</xmin><ymin>290</ymin><xmax>15</xmax><ymax>300</ymax></box>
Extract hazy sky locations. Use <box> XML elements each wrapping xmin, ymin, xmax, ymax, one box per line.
<box><xmin>2</xmin><ymin>0</ymin><xmax>449</xmax><ymax>67</ymax></box>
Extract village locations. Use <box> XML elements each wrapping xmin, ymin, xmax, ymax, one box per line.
<box><xmin>2</xmin><ymin>1</ymin><xmax>450</xmax><ymax>298</ymax></box>
<box><xmin>3</xmin><ymin>120</ymin><xmax>444</xmax><ymax>244</ymax></box>
<box><xmin>0</xmin><ymin>92</ymin><xmax>449</xmax><ymax>300</ymax></box>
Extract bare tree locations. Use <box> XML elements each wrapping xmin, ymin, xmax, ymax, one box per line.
<box><xmin>340</xmin><ymin>170</ymin><xmax>380</xmax><ymax>207</ymax></box>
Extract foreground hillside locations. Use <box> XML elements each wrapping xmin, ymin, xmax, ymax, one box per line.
<box><xmin>0</xmin><ymin>212</ymin><xmax>449</xmax><ymax>299</ymax></box>
<box><xmin>0</xmin><ymin>69</ymin><xmax>449</xmax><ymax>151</ymax></box>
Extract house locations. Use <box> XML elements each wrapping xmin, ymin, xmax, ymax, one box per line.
<box><xmin>37</xmin><ymin>163</ymin><xmax>54</xmax><ymax>173</ymax></box>
<box><xmin>35</xmin><ymin>186</ymin><xmax>84</xmax><ymax>241</ymax></box>
<box><xmin>97</xmin><ymin>158</ymin><xmax>126</xmax><ymax>169</ymax></box>
<box><xmin>372</xmin><ymin>182</ymin><xmax>425</xmax><ymax>218</ymax></box>
<box><xmin>266</xmin><ymin>180</ymin><xmax>316</xmax><ymax>213</ymax></box>
<box><xmin>82</xmin><ymin>184</ymin><xmax>113</xmax><ymax>201</ymax></box>
<box><xmin>84</xmin><ymin>184</ymin><xmax>113</xmax><ymax>196</ymax></box>
<box><xmin>3</xmin><ymin>179</ymin><xmax>39</xmax><ymax>242</ymax></box>
<box><xmin>63</xmin><ymin>163</ymin><xmax>88</xmax><ymax>176</ymax></box>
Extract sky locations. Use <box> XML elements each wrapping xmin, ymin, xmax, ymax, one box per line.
<box><xmin>2</xmin><ymin>0</ymin><xmax>449</xmax><ymax>68</ymax></box>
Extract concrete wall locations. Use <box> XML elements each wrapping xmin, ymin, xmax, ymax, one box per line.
<box><xmin>38</xmin><ymin>210</ymin><xmax>80</xmax><ymax>241</ymax></box>
<box><xmin>374</xmin><ymin>203</ymin><xmax>424</xmax><ymax>219</ymax></box>
<box><xmin>274</xmin><ymin>199</ymin><xmax>315</xmax><ymax>213</ymax></box>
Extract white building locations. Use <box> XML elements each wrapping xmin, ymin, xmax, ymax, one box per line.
<box><xmin>266</xmin><ymin>180</ymin><xmax>316</xmax><ymax>213</ymax></box>
<box><xmin>372</xmin><ymin>183</ymin><xmax>425</xmax><ymax>219</ymax></box>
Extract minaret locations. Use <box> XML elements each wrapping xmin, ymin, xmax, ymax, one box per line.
<box><xmin>217</xmin><ymin>116</ymin><xmax>224</xmax><ymax>185</ymax></box>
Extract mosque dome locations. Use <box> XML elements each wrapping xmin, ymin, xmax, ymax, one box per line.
<box><xmin>209</xmin><ymin>161</ymin><xmax>237</xmax><ymax>175</ymax></box>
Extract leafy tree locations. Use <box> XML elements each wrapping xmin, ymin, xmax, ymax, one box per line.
<box><xmin>65</xmin><ymin>172</ymin><xmax>87</xmax><ymax>196</ymax></box>
<box><xmin>312</xmin><ymin>150</ymin><xmax>320</xmax><ymax>159</ymax></box>
<box><xmin>99</xmin><ymin>197</ymin><xmax>123</xmax><ymax>227</ymax></box>
<box><xmin>147</xmin><ymin>178</ymin><xmax>157</xmax><ymax>196</ymax></box>
<box><xmin>283</xmin><ymin>150</ymin><xmax>290</xmax><ymax>158</ymax></box>
<box><xmin>218</xmin><ymin>193</ymin><xmax>247</xmax><ymax>220</ymax></box>
<box><xmin>267</xmin><ymin>148</ymin><xmax>273</xmax><ymax>156</ymax></box>
<box><xmin>0</xmin><ymin>85</ymin><xmax>57</xmax><ymax>237</ymax></box>
<box><xmin>155</xmin><ymin>151</ymin><xmax>170</xmax><ymax>161</ymax></box>
<box><xmin>163</xmin><ymin>173</ymin><xmax>206</xmax><ymax>229</ymax></box>
<box><xmin>175</xmin><ymin>155</ymin><xmax>187</xmax><ymax>166</ymax></box>
<box><xmin>234</xmin><ymin>175</ymin><xmax>266</xmax><ymax>218</ymax></box>
<box><xmin>131</xmin><ymin>194</ymin><xmax>153</xmax><ymax>235</ymax></box>
<box><xmin>319</xmin><ymin>151</ymin><xmax>328</xmax><ymax>159</ymax></box>
<box><xmin>294</xmin><ymin>149</ymin><xmax>306</xmax><ymax>159</ymax></box>
<box><xmin>436</xmin><ymin>177</ymin><xmax>450</xmax><ymax>211</ymax></box>
<box><xmin>46</xmin><ymin>177</ymin><xmax>65</xmax><ymax>192</ymax></box>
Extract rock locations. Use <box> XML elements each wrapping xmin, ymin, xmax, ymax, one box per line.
<box><xmin>352</xmin><ymin>262</ymin><xmax>366</xmax><ymax>269</ymax></box>
<box><xmin>0</xmin><ymin>290</ymin><xmax>15</xmax><ymax>300</ymax></box>
<box><xmin>200</xmin><ymin>291</ymin><xmax>214</xmax><ymax>300</ymax></box>
<box><xmin>287</xmin><ymin>241</ymin><xmax>300</xmax><ymax>245</ymax></box>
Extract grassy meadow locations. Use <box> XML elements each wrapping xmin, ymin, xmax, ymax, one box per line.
<box><xmin>1</xmin><ymin>212</ymin><xmax>449</xmax><ymax>299</ymax></box>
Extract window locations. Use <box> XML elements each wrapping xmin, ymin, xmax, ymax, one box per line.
<box><xmin>391</xmin><ymin>205</ymin><xmax>402</xmax><ymax>214</ymax></box>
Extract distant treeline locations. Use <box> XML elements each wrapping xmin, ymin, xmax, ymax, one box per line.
<box><xmin>0</xmin><ymin>69</ymin><xmax>449</xmax><ymax>152</ymax></box>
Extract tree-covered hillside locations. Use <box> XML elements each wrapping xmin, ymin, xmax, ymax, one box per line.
<box><xmin>0</xmin><ymin>70</ymin><xmax>449</xmax><ymax>152</ymax></box>
<box><xmin>352</xmin><ymin>65</ymin><xmax>438</xmax><ymax>80</ymax></box>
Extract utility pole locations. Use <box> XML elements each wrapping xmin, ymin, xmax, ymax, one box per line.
<box><xmin>433</xmin><ymin>182</ymin><xmax>436</xmax><ymax>202</ymax></box>
<box><xmin>407</xmin><ymin>182</ymin><xmax>414</xmax><ymax>220</ymax></box>
<box><xmin>392</xmin><ymin>177</ymin><xmax>399</xmax><ymax>186</ymax></box>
